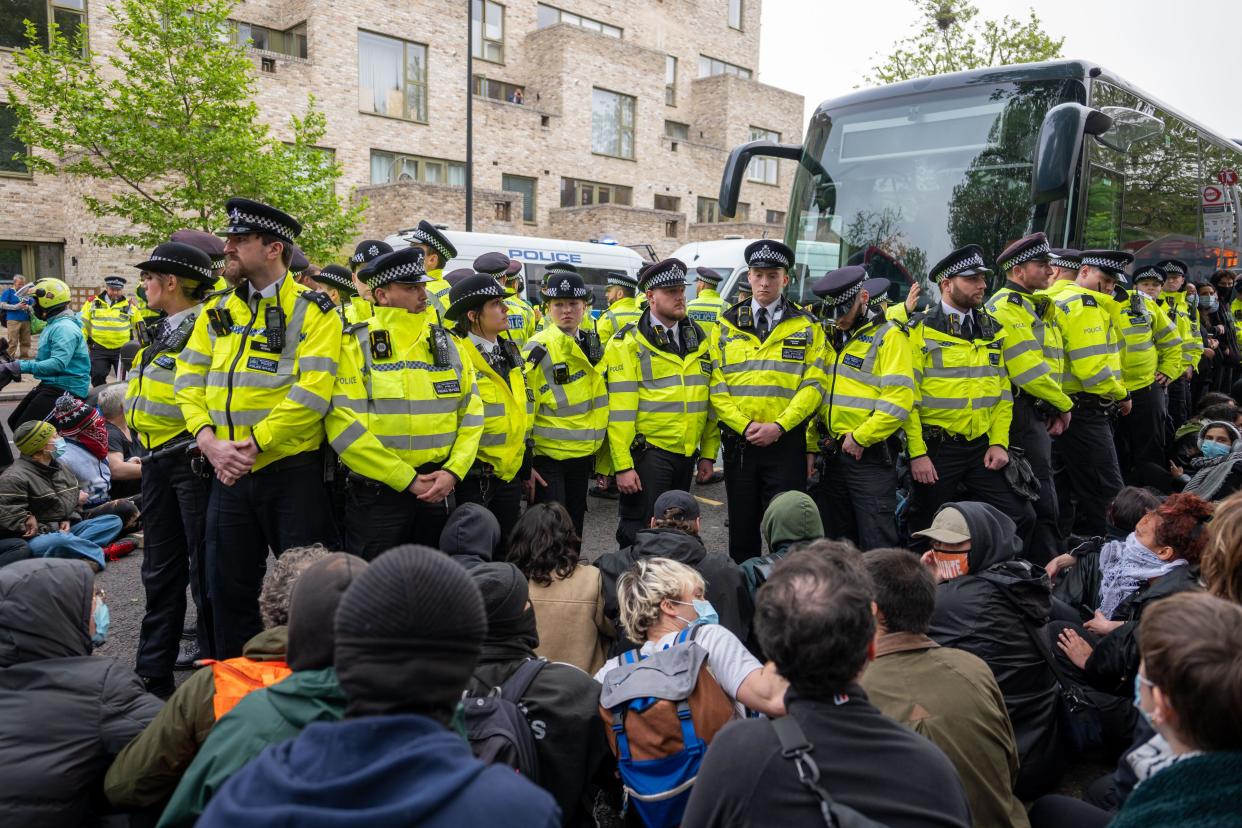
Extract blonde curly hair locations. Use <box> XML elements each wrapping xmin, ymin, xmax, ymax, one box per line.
<box><xmin>260</xmin><ymin>544</ymin><xmax>333</xmax><ymax>628</ymax></box>
<box><xmin>616</xmin><ymin>557</ymin><xmax>704</xmax><ymax>643</ymax></box>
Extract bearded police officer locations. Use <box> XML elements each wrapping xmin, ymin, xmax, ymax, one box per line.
<box><xmin>983</xmin><ymin>233</ymin><xmax>1073</xmax><ymax>564</ymax></box>
<box><xmin>904</xmin><ymin>245</ymin><xmax>1035</xmax><ymax>548</ymax></box>
<box><xmin>175</xmin><ymin>198</ymin><xmax>342</xmax><ymax>658</ymax></box>
<box><xmin>604</xmin><ymin>258</ymin><xmax>718</xmax><ymax>547</ymax></box>
<box><xmin>686</xmin><ymin>267</ymin><xmax>726</xmax><ymax>341</ymax></box>
<box><xmin>1115</xmin><ymin>265</ymin><xmax>1181</xmax><ymax>480</ymax></box>
<box><xmin>709</xmin><ymin>239</ymin><xmax>825</xmax><ymax>562</ymax></box>
<box><xmin>595</xmin><ymin>271</ymin><xmax>642</xmax><ymax>343</ymax></box>
<box><xmin>406</xmin><ymin>220</ymin><xmax>457</xmax><ymax>318</ymax></box>
<box><xmin>81</xmin><ymin>276</ymin><xmax>137</xmax><ymax>386</ymax></box>
<box><xmin>809</xmin><ymin>265</ymin><xmax>914</xmax><ymax>550</ymax></box>
<box><xmin>1050</xmin><ymin>249</ymin><xmax>1132</xmax><ymax>537</ymax></box>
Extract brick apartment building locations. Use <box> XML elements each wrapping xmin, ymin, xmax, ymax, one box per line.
<box><xmin>0</xmin><ymin>0</ymin><xmax>803</xmax><ymax>294</ymax></box>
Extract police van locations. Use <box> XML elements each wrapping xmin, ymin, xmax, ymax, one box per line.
<box><xmin>385</xmin><ymin>228</ymin><xmax>645</xmax><ymax>313</ymax></box>
<box><xmin>671</xmin><ymin>237</ymin><xmax>843</xmax><ymax>305</ymax></box>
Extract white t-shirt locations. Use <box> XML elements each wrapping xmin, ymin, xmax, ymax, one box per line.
<box><xmin>594</xmin><ymin>623</ymin><xmax>762</xmax><ymax>717</ymax></box>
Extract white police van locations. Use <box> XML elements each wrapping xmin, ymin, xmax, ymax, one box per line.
<box><xmin>671</xmin><ymin>237</ymin><xmax>843</xmax><ymax>305</ymax></box>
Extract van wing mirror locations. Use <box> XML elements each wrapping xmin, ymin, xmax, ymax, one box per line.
<box><xmin>718</xmin><ymin>141</ymin><xmax>804</xmax><ymax>218</ymax></box>
<box><xmin>1031</xmin><ymin>103</ymin><xmax>1112</xmax><ymax>205</ymax></box>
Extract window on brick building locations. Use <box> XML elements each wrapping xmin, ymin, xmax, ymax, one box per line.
<box><xmin>535</xmin><ymin>4</ymin><xmax>621</xmax><ymax>37</ymax></box>
<box><xmin>473</xmin><ymin>76</ymin><xmax>524</xmax><ymax>103</ymax></box>
<box><xmin>664</xmin><ymin>121</ymin><xmax>688</xmax><ymax>141</ymax></box>
<box><xmin>664</xmin><ymin>219</ymin><xmax>680</xmax><ymax>238</ymax></box>
<box><xmin>371</xmin><ymin>150</ymin><xmax>464</xmax><ymax>186</ymax></box>
<box><xmin>697</xmin><ymin>196</ymin><xmax>748</xmax><ymax>223</ymax></box>
<box><xmin>502</xmin><ymin>174</ymin><xmax>538</xmax><ymax>223</ymax></box>
<box><xmin>0</xmin><ymin>241</ymin><xmax>62</xmax><ymax>281</ymax></box>
<box><xmin>471</xmin><ymin>0</ymin><xmax>504</xmax><ymax>63</ymax></box>
<box><xmin>0</xmin><ymin>106</ymin><xmax>30</xmax><ymax>176</ymax></box>
<box><xmin>654</xmin><ymin>194</ymin><xmax>680</xmax><ymax>212</ymax></box>
<box><xmin>232</xmin><ymin>20</ymin><xmax>307</xmax><ymax>59</ymax></box>
<box><xmin>0</xmin><ymin>0</ymin><xmax>87</xmax><ymax>51</ymax></box>
<box><xmin>766</xmin><ymin>209</ymin><xmax>786</xmax><ymax>225</ymax></box>
<box><xmin>665</xmin><ymin>55</ymin><xmax>677</xmax><ymax>106</ymax></box>
<box><xmin>697</xmin><ymin>55</ymin><xmax>751</xmax><ymax>80</ymax></box>
<box><xmin>561</xmin><ymin>177</ymin><xmax>632</xmax><ymax>207</ymax></box>
<box><xmin>747</xmin><ymin>126</ymin><xmax>780</xmax><ymax>184</ymax></box>
<box><xmin>728</xmin><ymin>0</ymin><xmax>743</xmax><ymax>30</ymax></box>
<box><xmin>358</xmin><ymin>31</ymin><xmax>428</xmax><ymax>122</ymax></box>
<box><xmin>592</xmin><ymin>88</ymin><xmax>635</xmax><ymax>160</ymax></box>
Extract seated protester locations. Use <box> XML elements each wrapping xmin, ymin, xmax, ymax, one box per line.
<box><xmin>921</xmin><ymin>501</ymin><xmax>1063</xmax><ymax>799</ymax></box>
<box><xmin>1192</xmin><ymin>391</ymin><xmax>1234</xmax><ymax>417</ymax></box>
<box><xmin>1182</xmin><ymin>420</ymin><xmax>1242</xmax><ymax>501</ymax></box>
<box><xmin>682</xmin><ymin>544</ymin><xmax>972</xmax><ymax>828</ymax></box>
<box><xmin>1203</xmin><ymin>489</ymin><xmax>1242</xmax><ymax>602</ymax></box>
<box><xmin>198</xmin><ymin>546</ymin><xmax>560</xmax><ymax>827</ymax></box>
<box><xmin>48</xmin><ymin>393</ymin><xmax>141</xmax><ymax>532</ymax></box>
<box><xmin>157</xmin><ymin>553</ymin><xmax>367</xmax><ymax>828</ymax></box>
<box><xmin>596</xmin><ymin>491</ymin><xmax>750</xmax><ymax>654</ymax></box>
<box><xmin>0</xmin><ymin>558</ymin><xmax>163</xmax><ymax>827</ymax></box>
<box><xmin>96</xmin><ymin>382</ymin><xmax>142</xmax><ymax>500</ymax></box>
<box><xmin>1049</xmin><ymin>486</ymin><xmax>1162</xmax><ymax>602</ymax></box>
<box><xmin>468</xmin><ymin>562</ymin><xmax>612</xmax><ymax>825</ymax></box>
<box><xmin>105</xmin><ymin>545</ymin><xmax>329</xmax><ymax>808</ymax></box>
<box><xmin>1</xmin><ymin>420</ymin><xmax>125</xmax><ymax>570</ymax></box>
<box><xmin>861</xmin><ymin>548</ymin><xmax>1030</xmax><ymax>828</ymax></box>
<box><xmin>595</xmin><ymin>557</ymin><xmax>787</xmax><ymax>718</ymax></box>
<box><xmin>440</xmin><ymin>502</ymin><xmax>500</xmax><ymax>571</ymax></box>
<box><xmin>739</xmin><ymin>489</ymin><xmax>825</xmax><ymax>597</ymax></box>
<box><xmin>508</xmin><ymin>502</ymin><xmax>614</xmax><ymax>674</ymax></box>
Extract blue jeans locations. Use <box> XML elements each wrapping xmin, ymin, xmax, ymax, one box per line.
<box><xmin>28</xmin><ymin>515</ymin><xmax>123</xmax><ymax>569</ymax></box>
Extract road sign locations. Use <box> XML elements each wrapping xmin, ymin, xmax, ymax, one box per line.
<box><xmin>1218</xmin><ymin>170</ymin><xmax>1239</xmax><ymax>186</ymax></box>
<box><xmin>1203</xmin><ymin>185</ymin><xmax>1226</xmax><ymax>207</ymax></box>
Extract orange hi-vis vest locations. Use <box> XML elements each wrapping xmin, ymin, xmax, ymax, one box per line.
<box><xmin>201</xmin><ymin>657</ymin><xmax>292</xmax><ymax>719</ymax></box>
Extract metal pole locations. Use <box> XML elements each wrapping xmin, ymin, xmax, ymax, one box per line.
<box><xmin>465</xmin><ymin>0</ymin><xmax>474</xmax><ymax>231</ymax></box>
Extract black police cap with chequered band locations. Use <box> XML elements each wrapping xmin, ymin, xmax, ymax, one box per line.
<box><xmin>316</xmin><ymin>264</ymin><xmax>358</xmax><ymax>294</ymax></box>
<box><xmin>1157</xmin><ymin>259</ymin><xmax>1189</xmax><ymax>277</ymax></box>
<box><xmin>1049</xmin><ymin>248</ymin><xmax>1082</xmax><ymax>270</ymax></box>
<box><xmin>744</xmin><ymin>240</ymin><xmax>794</xmax><ymax>270</ymax></box>
<box><xmin>928</xmin><ymin>244</ymin><xmax>992</xmax><ymax>283</ymax></box>
<box><xmin>639</xmin><ymin>259</ymin><xmax>691</xmax><ymax>292</ymax></box>
<box><xmin>220</xmin><ymin>198</ymin><xmax>302</xmax><ymax>246</ymax></box>
<box><xmin>351</xmin><ymin>240</ymin><xmax>393</xmax><ymax>266</ymax></box>
<box><xmin>103</xmin><ymin>276</ymin><xmax>126</xmax><ymax>289</ymax></box>
<box><xmin>541</xmin><ymin>273</ymin><xmax>591</xmax><ymax>300</ymax></box>
<box><xmin>445</xmin><ymin>272</ymin><xmax>516</xmax><ymax>321</ymax></box>
<box><xmin>1133</xmin><ymin>265</ymin><xmax>1165</xmax><ymax>284</ymax></box>
<box><xmin>1080</xmin><ymin>249</ymin><xmax>1135</xmax><ymax>281</ymax></box>
<box><xmin>363</xmin><ymin>247</ymin><xmax>432</xmax><ymax>291</ymax></box>
<box><xmin>607</xmin><ymin>271</ymin><xmax>639</xmax><ymax>290</ymax></box>
<box><xmin>996</xmin><ymin>233</ymin><xmax>1052</xmax><ymax>272</ymax></box>
<box><xmin>812</xmin><ymin>265</ymin><xmax>867</xmax><ymax>305</ymax></box>
<box><xmin>863</xmin><ymin>277</ymin><xmax>891</xmax><ymax>308</ymax></box>
<box><xmin>408</xmin><ymin>220</ymin><xmax>457</xmax><ymax>263</ymax></box>
<box><xmin>133</xmin><ymin>242</ymin><xmax>214</xmax><ymax>284</ymax></box>
<box><xmin>695</xmin><ymin>267</ymin><xmax>723</xmax><ymax>286</ymax></box>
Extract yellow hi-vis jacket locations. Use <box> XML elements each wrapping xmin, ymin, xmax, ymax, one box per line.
<box><xmin>602</xmin><ymin>313</ymin><xmax>720</xmax><ymax>473</ymax></box>
<box><xmin>904</xmin><ymin>307</ymin><xmax>1013</xmax><ymax>458</ymax></box>
<box><xmin>984</xmin><ymin>284</ymin><xmax>1073</xmax><ymax>412</ymax></box>
<box><xmin>686</xmin><ymin>289</ymin><xmax>726</xmax><ymax>342</ymax></box>
<box><xmin>424</xmin><ymin>270</ymin><xmax>452</xmax><ymax>320</ymax></box>
<box><xmin>1108</xmin><ymin>291</ymin><xmax>1182</xmax><ymax>392</ymax></box>
<box><xmin>326</xmin><ymin>306</ymin><xmax>483</xmax><ymax>490</ymax></box>
<box><xmin>523</xmin><ymin>325</ymin><xmax>608</xmax><ymax>460</ymax></box>
<box><xmin>459</xmin><ymin>335</ymin><xmax>531</xmax><ymax>482</ymax></box>
<box><xmin>1158</xmin><ymin>291</ymin><xmax>1202</xmax><ymax>372</ymax></box>
<box><xmin>504</xmin><ymin>295</ymin><xmax>537</xmax><ymax>349</ymax></box>
<box><xmin>81</xmin><ymin>295</ymin><xmax>136</xmax><ymax>349</ymax></box>
<box><xmin>1051</xmin><ymin>284</ymin><xmax>1128</xmax><ymax>401</ymax></box>
<box><xmin>708</xmin><ymin>299</ymin><xmax>826</xmax><ymax>435</ymax></box>
<box><xmin>125</xmin><ymin>310</ymin><xmax>200</xmax><ymax>451</ymax></box>
<box><xmin>595</xmin><ymin>296</ymin><xmax>642</xmax><ymax>344</ymax></box>
<box><xmin>812</xmin><ymin>313</ymin><xmax>915</xmax><ymax>448</ymax></box>
<box><xmin>175</xmin><ymin>278</ymin><xmax>342</xmax><ymax>471</ymax></box>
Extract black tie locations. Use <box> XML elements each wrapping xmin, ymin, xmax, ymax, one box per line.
<box><xmin>485</xmin><ymin>345</ymin><xmax>507</xmax><ymax>375</ymax></box>
<box><xmin>756</xmin><ymin>307</ymin><xmax>770</xmax><ymax>342</ymax></box>
<box><xmin>154</xmin><ymin>319</ymin><xmax>172</xmax><ymax>344</ymax></box>
<box><xmin>961</xmin><ymin>314</ymin><xmax>976</xmax><ymax>342</ymax></box>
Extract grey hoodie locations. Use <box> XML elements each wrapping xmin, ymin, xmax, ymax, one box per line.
<box><xmin>440</xmin><ymin>503</ymin><xmax>501</xmax><ymax>570</ymax></box>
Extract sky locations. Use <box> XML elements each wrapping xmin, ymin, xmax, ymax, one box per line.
<box><xmin>759</xmin><ymin>0</ymin><xmax>1242</xmax><ymax>141</ymax></box>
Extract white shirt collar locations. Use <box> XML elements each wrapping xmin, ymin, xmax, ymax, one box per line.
<box><xmin>469</xmin><ymin>332</ymin><xmax>500</xmax><ymax>351</ymax></box>
<box><xmin>650</xmin><ymin>311</ymin><xmax>680</xmax><ymax>343</ymax></box>
<box><xmin>940</xmin><ymin>300</ymin><xmax>972</xmax><ymax>323</ymax></box>
<box><xmin>163</xmin><ymin>305</ymin><xmax>198</xmax><ymax>329</ymax></box>
<box><xmin>250</xmin><ymin>276</ymin><xmax>285</xmax><ymax>301</ymax></box>
<box><xmin>751</xmin><ymin>297</ymin><xmax>782</xmax><ymax>321</ymax></box>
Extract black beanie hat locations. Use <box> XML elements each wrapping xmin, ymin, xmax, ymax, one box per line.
<box><xmin>471</xmin><ymin>562</ymin><xmax>540</xmax><ymax>649</ymax></box>
<box><xmin>334</xmin><ymin>545</ymin><xmax>486</xmax><ymax>719</ymax></box>
<box><xmin>286</xmin><ymin>553</ymin><xmax>369</xmax><ymax>671</ymax></box>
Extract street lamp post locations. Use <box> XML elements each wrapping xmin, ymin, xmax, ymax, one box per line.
<box><xmin>465</xmin><ymin>0</ymin><xmax>474</xmax><ymax>231</ymax></box>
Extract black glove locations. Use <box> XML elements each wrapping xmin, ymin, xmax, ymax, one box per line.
<box><xmin>0</xmin><ymin>361</ymin><xmax>20</xmax><ymax>391</ymax></box>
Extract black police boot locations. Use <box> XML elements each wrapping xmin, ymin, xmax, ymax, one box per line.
<box><xmin>181</xmin><ymin>622</ymin><xmax>197</xmax><ymax>641</ymax></box>
<box><xmin>174</xmin><ymin>640</ymin><xmax>202</xmax><ymax>671</ymax></box>
<box><xmin>141</xmin><ymin>674</ymin><xmax>175</xmax><ymax>700</ymax></box>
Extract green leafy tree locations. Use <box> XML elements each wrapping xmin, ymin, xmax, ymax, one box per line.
<box><xmin>865</xmin><ymin>1</ymin><xmax>1065</xmax><ymax>85</ymax></box>
<box><xmin>5</xmin><ymin>0</ymin><xmax>362</xmax><ymax>263</ymax></box>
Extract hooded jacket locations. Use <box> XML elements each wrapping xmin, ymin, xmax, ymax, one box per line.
<box><xmin>0</xmin><ymin>558</ymin><xmax>163</xmax><ymax>827</ymax></box>
<box><xmin>0</xmin><ymin>455</ymin><xmax>81</xmax><ymax>536</ymax></box>
<box><xmin>440</xmin><ymin>502</ymin><xmax>499</xmax><ymax>570</ymax></box>
<box><xmin>197</xmin><ymin>714</ymin><xmax>560</xmax><ymax>828</ymax></box>
<box><xmin>595</xmin><ymin>527</ymin><xmax>752</xmax><ymax>653</ymax></box>
<box><xmin>739</xmin><ymin>490</ymin><xmax>825</xmax><ymax>596</ymax></box>
<box><xmin>927</xmin><ymin>501</ymin><xmax>1062</xmax><ymax>799</ymax></box>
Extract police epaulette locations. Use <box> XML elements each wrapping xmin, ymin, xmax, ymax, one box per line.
<box><xmin>615</xmin><ymin>322</ymin><xmax>636</xmax><ymax>340</ymax></box>
<box><xmin>908</xmin><ymin>311</ymin><xmax>927</xmax><ymax>327</ymax></box>
<box><xmin>300</xmin><ymin>290</ymin><xmax>336</xmax><ymax>313</ymax></box>
<box><xmin>1007</xmin><ymin>292</ymin><xmax>1025</xmax><ymax>305</ymax></box>
<box><xmin>889</xmin><ymin>317</ymin><xmax>910</xmax><ymax>334</ymax></box>
<box><xmin>343</xmin><ymin>320</ymin><xmax>369</xmax><ymax>336</ymax></box>
<box><xmin>526</xmin><ymin>344</ymin><xmax>547</xmax><ymax>366</ymax></box>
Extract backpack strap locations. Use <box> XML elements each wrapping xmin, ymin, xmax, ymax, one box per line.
<box><xmin>499</xmin><ymin>657</ymin><xmax>547</xmax><ymax>702</ymax></box>
<box><xmin>771</xmin><ymin>715</ymin><xmax>840</xmax><ymax>828</ymax></box>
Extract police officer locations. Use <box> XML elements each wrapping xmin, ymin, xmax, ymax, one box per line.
<box><xmin>905</xmin><ymin>245</ymin><xmax>1035</xmax><ymax>548</ymax></box>
<box><xmin>1050</xmin><ymin>250</ymin><xmax>1132</xmax><ymax>538</ymax></box>
<box><xmin>81</xmin><ymin>276</ymin><xmax>137</xmax><ymax>386</ymax></box>
<box><xmin>305</xmin><ymin>264</ymin><xmax>363</xmax><ymax>325</ymax></box>
<box><xmin>443</xmin><ymin>271</ymin><xmax>529</xmax><ymax>546</ymax></box>
<box><xmin>406</xmin><ymin>220</ymin><xmax>457</xmax><ymax>318</ymax></box>
<box><xmin>809</xmin><ymin>265</ymin><xmax>914</xmax><ymax>550</ymax></box>
<box><xmin>1044</xmin><ymin>248</ymin><xmax>1082</xmax><ymax>298</ymax></box>
<box><xmin>523</xmin><ymin>271</ymin><xmax>608</xmax><ymax>537</ymax></box>
<box><xmin>686</xmin><ymin>267</ymin><xmax>726</xmax><ymax>341</ymax></box>
<box><xmin>474</xmin><ymin>252</ymin><xmax>537</xmax><ymax>348</ymax></box>
<box><xmin>1157</xmin><ymin>259</ymin><xmax>1201</xmax><ymax>426</ymax></box>
<box><xmin>171</xmin><ymin>228</ymin><xmax>230</xmax><ymax>291</ymax></box>
<box><xmin>124</xmin><ymin>241</ymin><xmax>217</xmax><ymax>697</ymax></box>
<box><xmin>604</xmin><ymin>258</ymin><xmax>718</xmax><ymax>547</ymax></box>
<box><xmin>984</xmin><ymin>233</ymin><xmax>1073</xmax><ymax>564</ymax></box>
<box><xmin>175</xmin><ymin>198</ymin><xmax>342</xmax><ymax>658</ymax></box>
<box><xmin>326</xmin><ymin>247</ymin><xmax>483</xmax><ymax>559</ymax></box>
<box><xmin>595</xmin><ymin>271</ymin><xmax>642</xmax><ymax>343</ymax></box>
<box><xmin>709</xmin><ymin>239</ymin><xmax>825</xmax><ymax>562</ymax></box>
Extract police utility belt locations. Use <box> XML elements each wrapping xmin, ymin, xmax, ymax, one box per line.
<box><xmin>1069</xmin><ymin>392</ymin><xmax>1124</xmax><ymax>414</ymax></box>
<box><xmin>347</xmin><ymin>461</ymin><xmax>445</xmax><ymax>492</ymax></box>
<box><xmin>819</xmin><ymin>432</ymin><xmax>898</xmax><ymax>465</ymax></box>
<box><xmin>921</xmin><ymin>426</ymin><xmax>979</xmax><ymax>446</ymax></box>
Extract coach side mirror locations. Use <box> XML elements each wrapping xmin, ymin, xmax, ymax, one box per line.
<box><xmin>1031</xmin><ymin>103</ymin><xmax>1113</xmax><ymax>205</ymax></box>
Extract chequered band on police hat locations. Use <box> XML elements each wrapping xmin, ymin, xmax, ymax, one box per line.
<box><xmin>457</xmin><ymin>284</ymin><xmax>505</xmax><ymax>303</ymax></box>
<box><xmin>350</xmin><ymin>244</ymin><xmax>383</xmax><ymax>265</ymax></box>
<box><xmin>935</xmin><ymin>251</ymin><xmax>987</xmax><ymax>281</ymax></box>
<box><xmin>748</xmin><ymin>244</ymin><xmax>791</xmax><ymax>268</ymax></box>
<box><xmin>543</xmin><ymin>277</ymin><xmax>589</xmax><ymax>298</ymax></box>
<box><xmin>607</xmin><ymin>273</ymin><xmax>638</xmax><ymax>288</ymax></box>
<box><xmin>368</xmin><ymin>259</ymin><xmax>428</xmax><ymax>289</ymax></box>
<box><xmin>143</xmin><ymin>255</ymin><xmax>212</xmax><ymax>280</ymax></box>
<box><xmin>1050</xmin><ymin>256</ymin><xmax>1081</xmax><ymax>269</ymax></box>
<box><xmin>1081</xmin><ymin>254</ymin><xmax>1125</xmax><ymax>271</ymax></box>
<box><xmin>823</xmin><ymin>282</ymin><xmax>863</xmax><ymax>307</ymax></box>
<box><xmin>227</xmin><ymin>207</ymin><xmax>298</xmax><ymax>242</ymax></box>
<box><xmin>1161</xmin><ymin>261</ymin><xmax>1187</xmax><ymax>275</ymax></box>
<box><xmin>1134</xmin><ymin>266</ymin><xmax>1164</xmax><ymax>282</ymax></box>
<box><xmin>411</xmin><ymin>227</ymin><xmax>453</xmax><ymax>261</ymax></box>
<box><xmin>642</xmin><ymin>264</ymin><xmax>688</xmax><ymax>290</ymax></box>
<box><xmin>104</xmin><ymin>277</ymin><xmax>126</xmax><ymax>287</ymax></box>
<box><xmin>999</xmin><ymin>239</ymin><xmax>1051</xmax><ymax>271</ymax></box>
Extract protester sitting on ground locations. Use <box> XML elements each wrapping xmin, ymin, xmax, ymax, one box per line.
<box><xmin>197</xmin><ymin>545</ymin><xmax>560</xmax><ymax>827</ymax></box>
<box><xmin>0</xmin><ymin>420</ymin><xmax>126</xmax><ymax>570</ymax></box>
<box><xmin>105</xmin><ymin>544</ymin><xmax>331</xmax><ymax>809</ymax></box>
<box><xmin>861</xmin><ymin>548</ymin><xmax>1030</xmax><ymax>828</ymax></box>
<box><xmin>1193</xmin><ymin>391</ymin><xmax>1234</xmax><ymax>416</ymax></box>
<box><xmin>440</xmin><ymin>502</ymin><xmax>500</xmax><ymax>571</ymax></box>
<box><xmin>1204</xmin><ymin>489</ymin><xmax>1242</xmax><ymax>602</ymax></box>
<box><xmin>0</xmin><ymin>557</ymin><xmax>163</xmax><ymax>827</ymax></box>
<box><xmin>507</xmin><ymin>502</ymin><xmax>613</xmax><ymax>673</ymax></box>
<box><xmin>595</xmin><ymin>557</ymin><xmax>787</xmax><ymax>718</ymax></box>
<box><xmin>157</xmin><ymin>552</ymin><xmax>367</xmax><ymax>828</ymax></box>
<box><xmin>1048</xmin><ymin>486</ymin><xmax>1163</xmax><ymax>587</ymax></box>
<box><xmin>48</xmin><ymin>393</ymin><xmax>141</xmax><ymax>532</ymax></box>
<box><xmin>95</xmin><ymin>382</ymin><xmax>142</xmax><ymax>500</ymax></box>
<box><xmin>1197</xmin><ymin>401</ymin><xmax>1240</xmax><ymax>427</ymax></box>
<box><xmin>596</xmin><ymin>491</ymin><xmax>750</xmax><ymax>654</ymax></box>
<box><xmin>1179</xmin><ymin>420</ymin><xmax>1242</xmax><ymax>501</ymax></box>
<box><xmin>682</xmin><ymin>543</ymin><xmax>972</xmax><ymax>828</ymax></box>
<box><xmin>467</xmin><ymin>561</ymin><xmax>612</xmax><ymax>824</ymax></box>
<box><xmin>738</xmin><ymin>489</ymin><xmax>825</xmax><ymax>597</ymax></box>
<box><xmin>920</xmin><ymin>501</ymin><xmax>1063</xmax><ymax>799</ymax></box>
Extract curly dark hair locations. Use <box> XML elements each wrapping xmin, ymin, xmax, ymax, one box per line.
<box><xmin>506</xmin><ymin>502</ymin><xmax>582</xmax><ymax>587</ymax></box>
<box><xmin>1153</xmin><ymin>492</ymin><xmax>1215</xmax><ymax>565</ymax></box>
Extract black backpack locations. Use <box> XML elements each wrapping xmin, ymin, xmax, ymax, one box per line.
<box><xmin>463</xmin><ymin>658</ymin><xmax>547</xmax><ymax>782</ymax></box>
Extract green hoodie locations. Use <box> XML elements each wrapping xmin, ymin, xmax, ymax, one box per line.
<box><xmin>740</xmin><ymin>491</ymin><xmax>825</xmax><ymax>595</ymax></box>
<box><xmin>158</xmin><ymin>666</ymin><xmax>346</xmax><ymax>828</ymax></box>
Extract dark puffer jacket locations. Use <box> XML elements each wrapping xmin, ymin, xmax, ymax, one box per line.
<box><xmin>0</xmin><ymin>558</ymin><xmax>163</xmax><ymax>827</ymax></box>
<box><xmin>927</xmin><ymin>501</ymin><xmax>1062</xmax><ymax>800</ymax></box>
<box><xmin>0</xmin><ymin>455</ymin><xmax>81</xmax><ymax>536</ymax></box>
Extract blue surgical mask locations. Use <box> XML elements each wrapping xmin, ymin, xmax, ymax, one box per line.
<box><xmin>1200</xmin><ymin>439</ymin><xmax>1231</xmax><ymax>459</ymax></box>
<box><xmin>91</xmin><ymin>599</ymin><xmax>110</xmax><ymax>647</ymax></box>
<box><xmin>50</xmin><ymin>437</ymin><xmax>67</xmax><ymax>459</ymax></box>
<box><xmin>1203</xmin><ymin>295</ymin><xmax>1219</xmax><ymax>312</ymax></box>
<box><xmin>672</xmin><ymin>598</ymin><xmax>719</xmax><ymax>628</ymax></box>
<box><xmin>1133</xmin><ymin>674</ymin><xmax>1153</xmax><ymax>726</ymax></box>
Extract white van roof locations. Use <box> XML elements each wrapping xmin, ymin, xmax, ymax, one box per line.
<box><xmin>669</xmin><ymin>238</ymin><xmax>756</xmax><ymax>270</ymax></box>
<box><xmin>384</xmin><ymin>228</ymin><xmax>644</xmax><ymax>275</ymax></box>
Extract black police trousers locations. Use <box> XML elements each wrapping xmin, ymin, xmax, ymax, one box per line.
<box><xmin>206</xmin><ymin>451</ymin><xmax>338</xmax><ymax>658</ymax></box>
<box><xmin>1113</xmin><ymin>383</ymin><xmax>1167</xmax><ymax>482</ymax></box>
<box><xmin>136</xmin><ymin>447</ymin><xmax>212</xmax><ymax>678</ymax></box>
<box><xmin>815</xmin><ymin>444</ymin><xmax>899</xmax><ymax>552</ymax></box>
<box><xmin>1167</xmin><ymin>376</ymin><xmax>1190</xmax><ymax>432</ymax></box>
<box><xmin>456</xmin><ymin>467</ymin><xmax>522</xmax><ymax>557</ymax></box>
<box><xmin>723</xmin><ymin>423</ymin><xmax>808</xmax><ymax>564</ymax></box>
<box><xmin>617</xmin><ymin>446</ymin><xmax>695</xmax><ymax>548</ymax></box>
<box><xmin>88</xmin><ymin>343</ymin><xmax>123</xmax><ymax>387</ymax></box>
<box><xmin>906</xmin><ymin>434</ymin><xmax>1035</xmax><ymax>552</ymax></box>
<box><xmin>532</xmin><ymin>454</ymin><xmax>594</xmax><ymax>539</ymax></box>
<box><xmin>344</xmin><ymin>477</ymin><xmax>455</xmax><ymax>562</ymax></box>
<box><xmin>1052</xmin><ymin>403</ymin><xmax>1124</xmax><ymax>539</ymax></box>
<box><xmin>1012</xmin><ymin>394</ymin><xmax>1061</xmax><ymax>565</ymax></box>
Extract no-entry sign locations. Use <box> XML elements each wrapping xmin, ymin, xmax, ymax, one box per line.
<box><xmin>1218</xmin><ymin>170</ymin><xmax>1239</xmax><ymax>186</ymax></box>
<box><xmin>1203</xmin><ymin>185</ymin><xmax>1226</xmax><ymax>208</ymax></box>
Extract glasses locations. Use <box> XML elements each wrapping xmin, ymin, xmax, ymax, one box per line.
<box><xmin>1136</xmin><ymin>673</ymin><xmax>1155</xmax><ymax>692</ymax></box>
